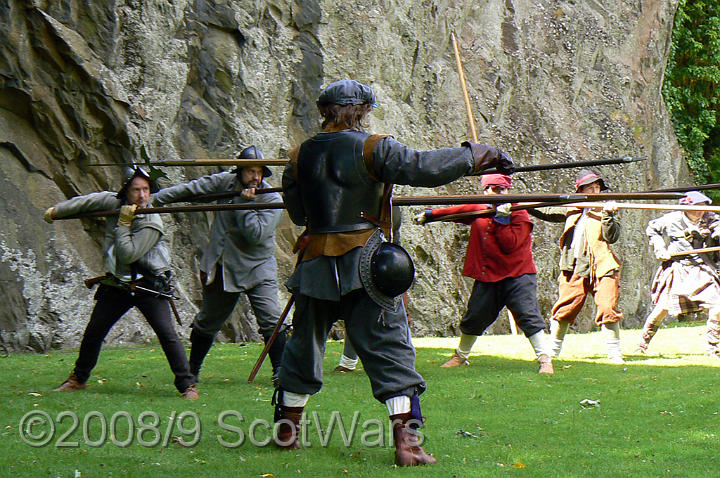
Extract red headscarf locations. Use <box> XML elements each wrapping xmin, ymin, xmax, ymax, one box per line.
<box><xmin>481</xmin><ymin>174</ymin><xmax>512</xmax><ymax>189</ymax></box>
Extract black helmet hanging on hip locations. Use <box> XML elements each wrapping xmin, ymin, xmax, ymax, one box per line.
<box><xmin>359</xmin><ymin>229</ymin><xmax>415</xmax><ymax>311</ymax></box>
<box><xmin>234</xmin><ymin>145</ymin><xmax>272</xmax><ymax>178</ymax></box>
<box><xmin>117</xmin><ymin>165</ymin><xmax>158</xmax><ymax>200</ymax></box>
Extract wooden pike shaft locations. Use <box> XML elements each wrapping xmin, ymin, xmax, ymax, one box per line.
<box><xmin>671</xmin><ymin>246</ymin><xmax>720</xmax><ymax>258</ymax></box>
<box><xmin>184</xmin><ymin>187</ymin><xmax>281</xmax><ymax>202</ymax></box>
<box><xmin>652</xmin><ymin>183</ymin><xmax>720</xmax><ymax>193</ymax></box>
<box><xmin>426</xmin><ymin>199</ymin><xmax>712</xmax><ymax>224</ymax></box>
<box><xmin>451</xmin><ymin>33</ymin><xmax>478</xmax><ymax>142</ymax></box>
<box><xmin>247</xmin><ymin>295</ymin><xmax>295</xmax><ymax>383</ymax></box>
<box><xmin>89</xmin><ymin>159</ymin><xmax>290</xmax><ymax>167</ymax></box>
<box><xmin>57</xmin><ymin>201</ymin><xmax>286</xmax><ymax>219</ymax></box>
<box><xmin>55</xmin><ymin>192</ymin><xmax>685</xmax><ymax>219</ymax></box>
<box><xmin>151</xmin><ymin>159</ymin><xmax>289</xmax><ymax>166</ymax></box>
<box><xmin>558</xmin><ymin>202</ymin><xmax>720</xmax><ymax>212</ymax></box>
<box><xmin>393</xmin><ymin>191</ymin><xmax>681</xmax><ymax>206</ymax></box>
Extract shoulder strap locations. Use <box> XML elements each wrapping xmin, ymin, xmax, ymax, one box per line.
<box><xmin>362</xmin><ymin>134</ymin><xmax>390</xmax><ymax>182</ymax></box>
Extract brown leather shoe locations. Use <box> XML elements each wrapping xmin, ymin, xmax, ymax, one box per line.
<box><xmin>53</xmin><ymin>374</ymin><xmax>87</xmax><ymax>392</ymax></box>
<box><xmin>274</xmin><ymin>405</ymin><xmax>304</xmax><ymax>449</ymax></box>
<box><xmin>537</xmin><ymin>354</ymin><xmax>554</xmax><ymax>374</ymax></box>
<box><xmin>440</xmin><ymin>353</ymin><xmax>469</xmax><ymax>368</ymax></box>
<box><xmin>182</xmin><ymin>385</ymin><xmax>199</xmax><ymax>400</ymax></box>
<box><xmin>391</xmin><ymin>415</ymin><xmax>437</xmax><ymax>466</ymax></box>
<box><xmin>331</xmin><ymin>365</ymin><xmax>355</xmax><ymax>373</ymax></box>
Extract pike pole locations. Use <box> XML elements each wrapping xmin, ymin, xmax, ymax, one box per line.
<box><xmin>423</xmin><ymin>198</ymin><xmax>712</xmax><ymax>224</ymax></box>
<box><xmin>670</xmin><ymin>246</ymin><xmax>720</xmax><ymax>258</ymax></box>
<box><xmin>451</xmin><ymin>32</ymin><xmax>479</xmax><ymax>143</ymax></box>
<box><xmin>247</xmin><ymin>295</ymin><xmax>295</xmax><ymax>383</ymax></box>
<box><xmin>451</xmin><ymin>31</ymin><xmax>520</xmax><ymax>334</ymax></box>
<box><xmin>53</xmin><ymin>192</ymin><xmax>684</xmax><ymax>220</ymax></box>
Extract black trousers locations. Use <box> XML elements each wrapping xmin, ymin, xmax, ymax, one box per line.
<box><xmin>459</xmin><ymin>273</ymin><xmax>546</xmax><ymax>337</ymax></box>
<box><xmin>72</xmin><ymin>284</ymin><xmax>194</xmax><ymax>393</ymax></box>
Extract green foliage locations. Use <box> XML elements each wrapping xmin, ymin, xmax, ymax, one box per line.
<box><xmin>3</xmin><ymin>328</ymin><xmax>720</xmax><ymax>477</ymax></box>
<box><xmin>663</xmin><ymin>1</ymin><xmax>720</xmax><ymax>184</ymax></box>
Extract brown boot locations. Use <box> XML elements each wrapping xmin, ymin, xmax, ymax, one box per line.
<box><xmin>390</xmin><ymin>413</ymin><xmax>437</xmax><ymax>466</ymax></box>
<box><xmin>274</xmin><ymin>405</ymin><xmax>304</xmax><ymax>449</ymax></box>
<box><xmin>182</xmin><ymin>385</ymin><xmax>199</xmax><ymax>400</ymax></box>
<box><xmin>53</xmin><ymin>374</ymin><xmax>87</xmax><ymax>392</ymax></box>
<box><xmin>440</xmin><ymin>353</ymin><xmax>469</xmax><ymax>368</ymax></box>
<box><xmin>537</xmin><ymin>354</ymin><xmax>554</xmax><ymax>374</ymax></box>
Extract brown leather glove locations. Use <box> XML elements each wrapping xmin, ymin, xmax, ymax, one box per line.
<box><xmin>44</xmin><ymin>207</ymin><xmax>56</xmax><ymax>223</ymax></box>
<box><xmin>462</xmin><ymin>142</ymin><xmax>515</xmax><ymax>174</ymax></box>
<box><xmin>117</xmin><ymin>204</ymin><xmax>138</xmax><ymax>227</ymax></box>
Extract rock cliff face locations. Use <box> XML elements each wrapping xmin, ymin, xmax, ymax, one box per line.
<box><xmin>0</xmin><ymin>0</ymin><xmax>685</xmax><ymax>352</ymax></box>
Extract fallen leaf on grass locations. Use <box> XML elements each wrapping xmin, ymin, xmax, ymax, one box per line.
<box><xmin>171</xmin><ymin>436</ymin><xmax>192</xmax><ymax>447</ymax></box>
<box><xmin>512</xmin><ymin>462</ymin><xmax>527</xmax><ymax>468</ymax></box>
<box><xmin>456</xmin><ymin>429</ymin><xmax>480</xmax><ymax>438</ymax></box>
<box><xmin>580</xmin><ymin>398</ymin><xmax>600</xmax><ymax>408</ymax></box>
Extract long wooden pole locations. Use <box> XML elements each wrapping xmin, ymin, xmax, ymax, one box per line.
<box><xmin>652</xmin><ymin>183</ymin><xmax>720</xmax><ymax>193</ymax></box>
<box><xmin>425</xmin><ymin>200</ymin><xmax>575</xmax><ymax>223</ymax></box>
<box><xmin>181</xmin><ymin>187</ymin><xmax>281</xmax><ymax>203</ymax></box>
<box><xmin>452</xmin><ymin>32</ymin><xmax>519</xmax><ymax>334</ymax></box>
<box><xmin>88</xmin><ymin>159</ymin><xmax>290</xmax><ymax>167</ymax></box>
<box><xmin>88</xmin><ymin>156</ymin><xmax>648</xmax><ymax>175</ymax></box>
<box><xmin>671</xmin><ymin>246</ymin><xmax>720</xmax><ymax>258</ymax></box>
<box><xmin>425</xmin><ymin>201</ymin><xmax>720</xmax><ymax>224</ymax></box>
<box><xmin>54</xmin><ymin>192</ymin><xmax>685</xmax><ymax>220</ymax></box>
<box><xmin>426</xmin><ymin>201</ymin><xmax>720</xmax><ymax>224</ymax></box>
<box><xmin>451</xmin><ymin>32</ymin><xmax>479</xmax><ymax>142</ymax></box>
<box><xmin>247</xmin><ymin>295</ymin><xmax>295</xmax><ymax>383</ymax></box>
<box><xmin>558</xmin><ymin>202</ymin><xmax>720</xmax><ymax>213</ymax></box>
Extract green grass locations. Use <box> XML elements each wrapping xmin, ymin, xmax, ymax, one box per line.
<box><xmin>3</xmin><ymin>324</ymin><xmax>720</xmax><ymax>477</ymax></box>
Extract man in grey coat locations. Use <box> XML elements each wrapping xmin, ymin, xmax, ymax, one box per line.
<box><xmin>45</xmin><ymin>166</ymin><xmax>198</xmax><ymax>399</ymax></box>
<box><xmin>153</xmin><ymin>146</ymin><xmax>285</xmax><ymax>381</ymax></box>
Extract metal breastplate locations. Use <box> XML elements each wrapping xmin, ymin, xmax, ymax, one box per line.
<box><xmin>296</xmin><ymin>130</ymin><xmax>384</xmax><ymax>233</ymax></box>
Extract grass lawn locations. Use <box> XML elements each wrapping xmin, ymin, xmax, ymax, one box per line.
<box><xmin>3</xmin><ymin>323</ymin><xmax>720</xmax><ymax>477</ymax></box>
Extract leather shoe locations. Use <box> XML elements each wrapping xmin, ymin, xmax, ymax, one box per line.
<box><xmin>537</xmin><ymin>354</ymin><xmax>554</xmax><ymax>374</ymax></box>
<box><xmin>53</xmin><ymin>374</ymin><xmax>87</xmax><ymax>392</ymax></box>
<box><xmin>440</xmin><ymin>353</ymin><xmax>469</xmax><ymax>368</ymax></box>
<box><xmin>182</xmin><ymin>385</ymin><xmax>199</xmax><ymax>400</ymax></box>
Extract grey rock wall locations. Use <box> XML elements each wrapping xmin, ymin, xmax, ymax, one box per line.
<box><xmin>0</xmin><ymin>0</ymin><xmax>685</xmax><ymax>352</ymax></box>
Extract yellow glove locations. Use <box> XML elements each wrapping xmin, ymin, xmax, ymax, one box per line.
<box><xmin>44</xmin><ymin>207</ymin><xmax>56</xmax><ymax>223</ymax></box>
<box><xmin>117</xmin><ymin>204</ymin><xmax>138</xmax><ymax>227</ymax></box>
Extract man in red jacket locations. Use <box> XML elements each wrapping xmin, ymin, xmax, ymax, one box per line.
<box><xmin>414</xmin><ymin>174</ymin><xmax>553</xmax><ymax>374</ymax></box>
